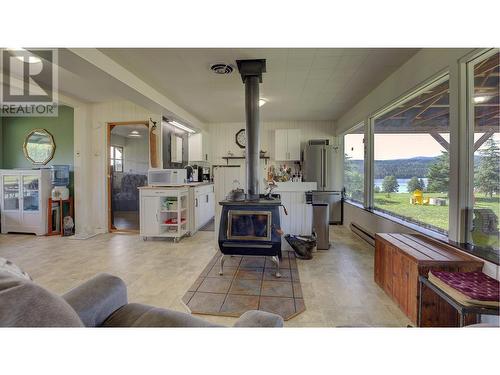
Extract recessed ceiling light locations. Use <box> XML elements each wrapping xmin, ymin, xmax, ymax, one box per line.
<box><xmin>473</xmin><ymin>95</ymin><xmax>490</xmax><ymax>104</ymax></box>
<box><xmin>259</xmin><ymin>99</ymin><xmax>267</xmax><ymax>107</ymax></box>
<box><xmin>130</xmin><ymin>130</ymin><xmax>139</xmax><ymax>134</ymax></box>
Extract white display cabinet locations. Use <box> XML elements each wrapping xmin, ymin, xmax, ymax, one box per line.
<box><xmin>139</xmin><ymin>187</ymin><xmax>189</xmax><ymax>242</ymax></box>
<box><xmin>0</xmin><ymin>169</ymin><xmax>52</xmax><ymax>235</ymax></box>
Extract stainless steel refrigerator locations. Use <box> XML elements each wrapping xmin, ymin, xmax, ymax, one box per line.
<box><xmin>303</xmin><ymin>144</ymin><xmax>343</xmax><ymax>224</ymax></box>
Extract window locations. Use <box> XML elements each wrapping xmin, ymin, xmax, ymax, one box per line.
<box><xmin>110</xmin><ymin>145</ymin><xmax>123</xmax><ymax>172</ymax></box>
<box><xmin>344</xmin><ymin>123</ymin><xmax>365</xmax><ymax>204</ymax></box>
<box><xmin>468</xmin><ymin>50</ymin><xmax>499</xmax><ymax>254</ymax></box>
<box><xmin>372</xmin><ymin>75</ymin><xmax>450</xmax><ymax>234</ymax></box>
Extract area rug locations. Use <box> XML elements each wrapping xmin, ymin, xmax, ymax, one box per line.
<box><xmin>182</xmin><ymin>251</ymin><xmax>305</xmax><ymax>320</ymax></box>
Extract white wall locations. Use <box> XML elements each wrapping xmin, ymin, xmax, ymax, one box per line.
<box><xmin>110</xmin><ymin>133</ymin><xmax>149</xmax><ymax>174</ymax></box>
<box><xmin>209</xmin><ymin>120</ymin><xmax>336</xmax><ymax>163</ymax></box>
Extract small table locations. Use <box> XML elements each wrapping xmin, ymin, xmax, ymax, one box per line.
<box><xmin>47</xmin><ymin>197</ymin><xmax>74</xmax><ymax>236</ymax></box>
<box><xmin>418</xmin><ymin>275</ymin><xmax>499</xmax><ymax>327</ymax></box>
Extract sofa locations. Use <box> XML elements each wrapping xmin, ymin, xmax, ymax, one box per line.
<box><xmin>0</xmin><ymin>271</ymin><xmax>283</xmax><ymax>327</ymax></box>
<box><xmin>112</xmin><ymin>173</ymin><xmax>147</xmax><ymax>212</ymax></box>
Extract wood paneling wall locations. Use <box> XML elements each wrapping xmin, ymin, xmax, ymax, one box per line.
<box><xmin>208</xmin><ymin>120</ymin><xmax>336</xmax><ymax>164</ymax></box>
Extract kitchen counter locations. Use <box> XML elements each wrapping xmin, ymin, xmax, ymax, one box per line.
<box><xmin>274</xmin><ymin>181</ymin><xmax>317</xmax><ymax>192</ymax></box>
<box><xmin>138</xmin><ymin>182</ymin><xmax>213</xmax><ymax>189</ymax></box>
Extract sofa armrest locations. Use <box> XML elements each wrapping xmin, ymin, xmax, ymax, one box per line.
<box><xmin>233</xmin><ymin>310</ymin><xmax>284</xmax><ymax>327</ymax></box>
<box><xmin>62</xmin><ymin>273</ymin><xmax>128</xmax><ymax>327</ymax></box>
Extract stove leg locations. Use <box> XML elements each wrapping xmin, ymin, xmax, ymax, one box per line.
<box><xmin>271</xmin><ymin>256</ymin><xmax>281</xmax><ymax>278</ymax></box>
<box><xmin>219</xmin><ymin>255</ymin><xmax>226</xmax><ymax>275</ymax></box>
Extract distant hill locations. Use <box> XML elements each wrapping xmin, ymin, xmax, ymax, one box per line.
<box><xmin>348</xmin><ymin>155</ymin><xmax>484</xmax><ymax>179</ymax></box>
<box><xmin>349</xmin><ymin>156</ymin><xmax>437</xmax><ymax>179</ymax></box>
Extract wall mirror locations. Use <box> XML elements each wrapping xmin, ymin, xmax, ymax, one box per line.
<box><xmin>23</xmin><ymin>128</ymin><xmax>56</xmax><ymax>165</ymax></box>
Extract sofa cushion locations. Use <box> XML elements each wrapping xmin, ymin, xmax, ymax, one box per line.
<box><xmin>0</xmin><ymin>257</ymin><xmax>31</xmax><ymax>280</ymax></box>
<box><xmin>102</xmin><ymin>303</ymin><xmax>222</xmax><ymax>327</ymax></box>
<box><xmin>0</xmin><ymin>271</ymin><xmax>83</xmax><ymax>327</ymax></box>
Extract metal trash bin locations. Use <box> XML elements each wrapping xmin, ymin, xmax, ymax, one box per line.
<box><xmin>312</xmin><ymin>202</ymin><xmax>330</xmax><ymax>250</ymax></box>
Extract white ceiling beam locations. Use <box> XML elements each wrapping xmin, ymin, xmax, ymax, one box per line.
<box><xmin>67</xmin><ymin>48</ymin><xmax>206</xmax><ymax>131</ymax></box>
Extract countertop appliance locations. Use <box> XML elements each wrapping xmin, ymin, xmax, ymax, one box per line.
<box><xmin>148</xmin><ymin>168</ymin><xmax>187</xmax><ymax>186</ymax></box>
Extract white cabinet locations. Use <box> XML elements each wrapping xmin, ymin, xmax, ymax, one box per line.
<box><xmin>193</xmin><ymin>184</ymin><xmax>215</xmax><ymax>232</ymax></box>
<box><xmin>188</xmin><ymin>132</ymin><xmax>210</xmax><ymax>162</ymax></box>
<box><xmin>139</xmin><ymin>187</ymin><xmax>189</xmax><ymax>241</ymax></box>
<box><xmin>274</xmin><ymin>129</ymin><xmax>301</xmax><ymax>161</ymax></box>
<box><xmin>0</xmin><ymin>169</ymin><xmax>51</xmax><ymax>235</ymax></box>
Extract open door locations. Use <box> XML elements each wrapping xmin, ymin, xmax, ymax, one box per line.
<box><xmin>107</xmin><ymin>121</ymin><xmax>149</xmax><ymax>232</ymax></box>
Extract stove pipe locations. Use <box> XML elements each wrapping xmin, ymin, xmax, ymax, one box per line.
<box><xmin>236</xmin><ymin>59</ymin><xmax>266</xmax><ymax>200</ymax></box>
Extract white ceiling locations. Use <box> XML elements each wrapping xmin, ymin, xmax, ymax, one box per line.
<box><xmin>99</xmin><ymin>48</ymin><xmax>418</xmax><ymax>123</ymax></box>
<box><xmin>111</xmin><ymin>124</ymin><xmax>149</xmax><ymax>138</ymax></box>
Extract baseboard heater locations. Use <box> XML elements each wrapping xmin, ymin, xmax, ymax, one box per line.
<box><xmin>350</xmin><ymin>222</ymin><xmax>375</xmax><ymax>247</ymax></box>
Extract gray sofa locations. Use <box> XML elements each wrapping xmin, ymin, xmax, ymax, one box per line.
<box><xmin>0</xmin><ymin>271</ymin><xmax>283</xmax><ymax>327</ymax></box>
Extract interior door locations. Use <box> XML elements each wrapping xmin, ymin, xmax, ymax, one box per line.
<box><xmin>2</xmin><ymin>174</ymin><xmax>22</xmax><ymax>228</ymax></box>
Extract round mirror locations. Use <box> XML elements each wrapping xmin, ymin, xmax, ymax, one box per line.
<box><xmin>23</xmin><ymin>129</ymin><xmax>55</xmax><ymax>165</ymax></box>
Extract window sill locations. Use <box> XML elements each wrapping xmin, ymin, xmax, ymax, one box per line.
<box><xmin>344</xmin><ymin>200</ymin><xmax>500</xmax><ymax>265</ymax></box>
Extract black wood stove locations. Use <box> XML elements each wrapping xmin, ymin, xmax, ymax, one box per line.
<box><xmin>217</xmin><ymin>59</ymin><xmax>286</xmax><ymax>278</ymax></box>
<box><xmin>218</xmin><ymin>197</ymin><xmax>284</xmax><ymax>277</ymax></box>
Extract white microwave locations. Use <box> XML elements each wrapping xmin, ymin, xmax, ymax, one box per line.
<box><xmin>148</xmin><ymin>169</ymin><xmax>187</xmax><ymax>186</ymax></box>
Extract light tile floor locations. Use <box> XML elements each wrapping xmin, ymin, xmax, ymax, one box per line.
<box><xmin>0</xmin><ymin>226</ymin><xmax>411</xmax><ymax>327</ymax></box>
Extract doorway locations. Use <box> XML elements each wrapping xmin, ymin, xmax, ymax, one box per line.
<box><xmin>107</xmin><ymin>121</ymin><xmax>149</xmax><ymax>232</ymax></box>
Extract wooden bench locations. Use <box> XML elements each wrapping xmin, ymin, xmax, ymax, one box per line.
<box><xmin>375</xmin><ymin>233</ymin><xmax>484</xmax><ymax>326</ymax></box>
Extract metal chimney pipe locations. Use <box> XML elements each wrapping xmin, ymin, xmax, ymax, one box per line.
<box><xmin>245</xmin><ymin>75</ymin><xmax>260</xmax><ymax>199</ymax></box>
<box><xmin>236</xmin><ymin>59</ymin><xmax>266</xmax><ymax>200</ymax></box>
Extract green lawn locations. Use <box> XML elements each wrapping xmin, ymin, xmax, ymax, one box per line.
<box><xmin>374</xmin><ymin>192</ymin><xmax>450</xmax><ymax>231</ymax></box>
<box><xmin>373</xmin><ymin>192</ymin><xmax>500</xmax><ymax>234</ymax></box>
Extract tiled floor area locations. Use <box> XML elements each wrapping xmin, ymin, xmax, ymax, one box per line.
<box><xmin>0</xmin><ymin>226</ymin><xmax>411</xmax><ymax>327</ymax></box>
<box><xmin>183</xmin><ymin>251</ymin><xmax>305</xmax><ymax>320</ymax></box>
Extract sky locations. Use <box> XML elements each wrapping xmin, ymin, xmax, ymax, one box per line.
<box><xmin>344</xmin><ymin>132</ymin><xmax>500</xmax><ymax>160</ymax></box>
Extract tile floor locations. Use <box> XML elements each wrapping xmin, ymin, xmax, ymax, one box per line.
<box><xmin>183</xmin><ymin>251</ymin><xmax>305</xmax><ymax>319</ymax></box>
<box><xmin>0</xmin><ymin>226</ymin><xmax>411</xmax><ymax>327</ymax></box>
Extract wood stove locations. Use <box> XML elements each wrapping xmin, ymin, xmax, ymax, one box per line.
<box><xmin>217</xmin><ymin>58</ymin><xmax>285</xmax><ymax>278</ymax></box>
<box><xmin>218</xmin><ymin>198</ymin><xmax>283</xmax><ymax>277</ymax></box>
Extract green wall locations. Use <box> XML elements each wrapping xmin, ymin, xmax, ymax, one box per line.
<box><xmin>1</xmin><ymin>105</ymin><xmax>74</xmax><ymax>192</ymax></box>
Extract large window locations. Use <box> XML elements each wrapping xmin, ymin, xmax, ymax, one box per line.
<box><xmin>468</xmin><ymin>50</ymin><xmax>499</xmax><ymax>254</ymax></box>
<box><xmin>344</xmin><ymin>123</ymin><xmax>365</xmax><ymax>203</ymax></box>
<box><xmin>110</xmin><ymin>145</ymin><xmax>124</xmax><ymax>172</ymax></box>
<box><xmin>372</xmin><ymin>75</ymin><xmax>450</xmax><ymax>234</ymax></box>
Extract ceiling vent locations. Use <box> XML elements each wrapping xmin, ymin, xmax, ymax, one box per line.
<box><xmin>210</xmin><ymin>63</ymin><xmax>234</xmax><ymax>75</ymax></box>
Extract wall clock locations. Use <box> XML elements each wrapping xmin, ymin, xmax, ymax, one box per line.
<box><xmin>235</xmin><ymin>128</ymin><xmax>246</xmax><ymax>149</ymax></box>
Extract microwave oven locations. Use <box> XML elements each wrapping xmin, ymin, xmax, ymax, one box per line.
<box><xmin>148</xmin><ymin>169</ymin><xmax>187</xmax><ymax>186</ymax></box>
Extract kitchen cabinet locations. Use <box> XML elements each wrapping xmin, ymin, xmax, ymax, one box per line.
<box><xmin>139</xmin><ymin>187</ymin><xmax>189</xmax><ymax>241</ymax></box>
<box><xmin>274</xmin><ymin>129</ymin><xmax>301</xmax><ymax>161</ymax></box>
<box><xmin>194</xmin><ymin>184</ymin><xmax>215</xmax><ymax>232</ymax></box>
<box><xmin>188</xmin><ymin>132</ymin><xmax>210</xmax><ymax>163</ymax></box>
<box><xmin>0</xmin><ymin>169</ymin><xmax>51</xmax><ymax>235</ymax></box>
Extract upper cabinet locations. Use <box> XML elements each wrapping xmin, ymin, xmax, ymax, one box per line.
<box><xmin>274</xmin><ymin>129</ymin><xmax>301</xmax><ymax>161</ymax></box>
<box><xmin>188</xmin><ymin>132</ymin><xmax>210</xmax><ymax>163</ymax></box>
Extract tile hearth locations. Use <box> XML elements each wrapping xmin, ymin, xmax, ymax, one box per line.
<box><xmin>182</xmin><ymin>251</ymin><xmax>306</xmax><ymax>320</ymax></box>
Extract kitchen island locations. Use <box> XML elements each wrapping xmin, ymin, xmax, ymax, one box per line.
<box><xmin>138</xmin><ymin>182</ymin><xmax>214</xmax><ymax>241</ymax></box>
<box><xmin>274</xmin><ymin>182</ymin><xmax>317</xmax><ymax>250</ymax></box>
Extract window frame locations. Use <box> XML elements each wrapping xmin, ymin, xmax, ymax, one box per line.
<box><xmin>110</xmin><ymin>145</ymin><xmax>124</xmax><ymax>173</ymax></box>
<box><xmin>368</xmin><ymin>72</ymin><xmax>451</xmax><ymax>234</ymax></box>
<box><xmin>465</xmin><ymin>48</ymin><xmax>500</xmax><ymax>249</ymax></box>
<box><xmin>342</xmin><ymin>122</ymin><xmax>366</xmax><ymax>206</ymax></box>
